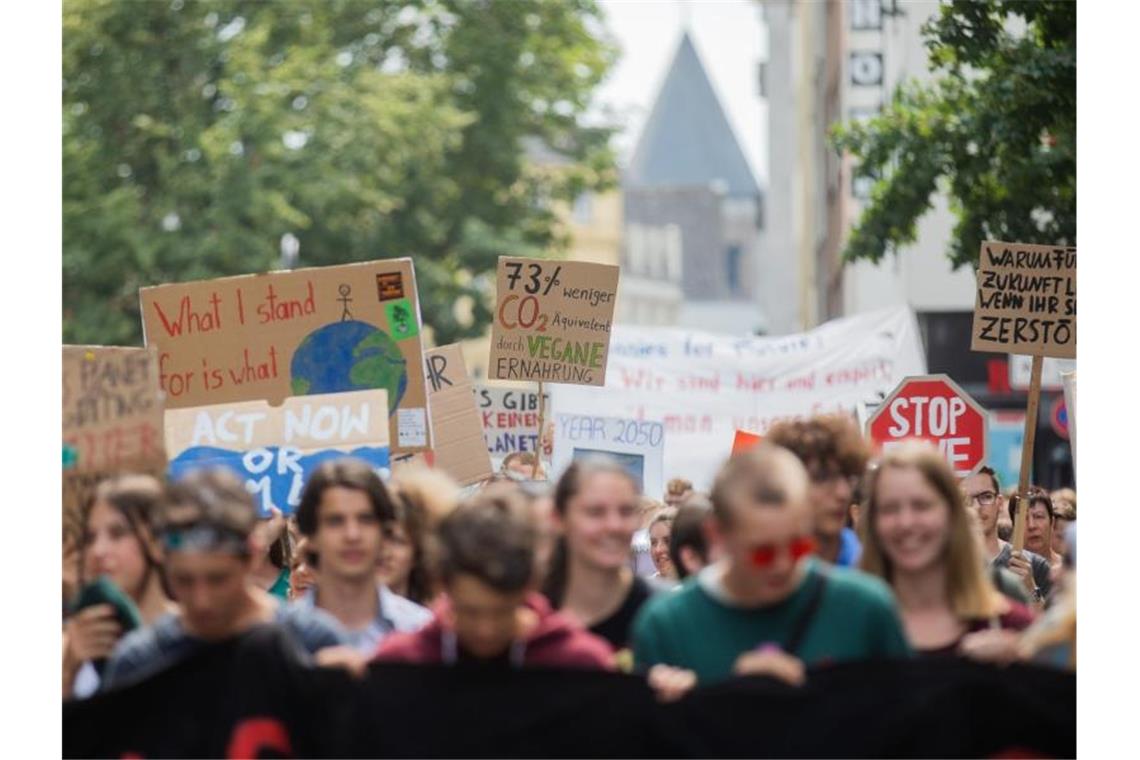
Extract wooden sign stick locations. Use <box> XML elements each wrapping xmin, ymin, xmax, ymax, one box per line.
<box><xmin>533</xmin><ymin>380</ymin><xmax>545</xmax><ymax>480</ymax></box>
<box><xmin>1012</xmin><ymin>355</ymin><xmax>1044</xmax><ymax>552</ymax></box>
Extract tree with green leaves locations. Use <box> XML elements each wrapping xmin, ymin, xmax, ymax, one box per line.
<box><xmin>64</xmin><ymin>0</ymin><xmax>617</xmax><ymax>346</ymax></box>
<box><xmin>830</xmin><ymin>0</ymin><xmax>1075</xmax><ymax>269</ymax></box>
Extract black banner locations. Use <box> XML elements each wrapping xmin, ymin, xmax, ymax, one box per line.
<box><xmin>64</xmin><ymin>625</ymin><xmax>1075</xmax><ymax>758</ymax></box>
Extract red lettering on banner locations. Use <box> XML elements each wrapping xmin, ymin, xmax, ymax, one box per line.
<box><xmin>226</xmin><ymin>717</ymin><xmax>293</xmax><ymax>759</ymax></box>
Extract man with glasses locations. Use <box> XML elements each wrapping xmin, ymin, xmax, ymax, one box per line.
<box><xmin>765</xmin><ymin>416</ymin><xmax>870</xmax><ymax>567</ymax></box>
<box><xmin>633</xmin><ymin>444</ymin><xmax>910</xmax><ymax>698</ymax></box>
<box><xmin>961</xmin><ymin>467</ymin><xmax>1052</xmax><ymax>607</ymax></box>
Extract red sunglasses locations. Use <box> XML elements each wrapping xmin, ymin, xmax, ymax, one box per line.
<box><xmin>750</xmin><ymin>536</ymin><xmax>817</xmax><ymax>569</ymax></box>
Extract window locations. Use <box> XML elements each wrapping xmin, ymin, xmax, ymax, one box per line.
<box><xmin>851</xmin><ymin>0</ymin><xmax>882</xmax><ymax>31</ymax></box>
<box><xmin>725</xmin><ymin>245</ymin><xmax>742</xmax><ymax>294</ymax></box>
<box><xmin>849</xmin><ymin>52</ymin><xmax>883</xmax><ymax>87</ymax></box>
<box><xmin>665</xmin><ymin>224</ymin><xmax>683</xmax><ymax>282</ymax></box>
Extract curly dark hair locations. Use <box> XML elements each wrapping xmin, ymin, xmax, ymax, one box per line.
<box><xmin>765</xmin><ymin>415</ymin><xmax>869</xmax><ymax>479</ymax></box>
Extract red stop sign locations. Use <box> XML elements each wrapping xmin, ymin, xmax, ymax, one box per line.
<box><xmin>867</xmin><ymin>375</ymin><xmax>989</xmax><ymax>477</ymax></box>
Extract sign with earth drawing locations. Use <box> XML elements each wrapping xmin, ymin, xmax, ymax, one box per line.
<box><xmin>488</xmin><ymin>257</ymin><xmax>621</xmax><ymax>386</ymax></box>
<box><xmin>140</xmin><ymin>259</ymin><xmax>431</xmax><ymax>453</ymax></box>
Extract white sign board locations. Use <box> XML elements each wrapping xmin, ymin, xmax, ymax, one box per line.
<box><xmin>475</xmin><ymin>383</ymin><xmax>549</xmax><ymax>468</ymax></box>
<box><xmin>1008</xmin><ymin>355</ymin><xmax>1076</xmax><ymax>391</ymax></box>
<box><xmin>552</xmin><ymin>307</ymin><xmax>926</xmax><ymax>489</ymax></box>
<box><xmin>551</xmin><ymin>413</ymin><xmax>665</xmax><ymax>498</ymax></box>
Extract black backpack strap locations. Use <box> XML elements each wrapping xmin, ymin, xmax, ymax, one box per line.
<box><xmin>785</xmin><ymin>566</ymin><xmax>830</xmax><ymax>656</ymax></box>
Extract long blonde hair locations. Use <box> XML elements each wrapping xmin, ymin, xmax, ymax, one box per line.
<box><xmin>859</xmin><ymin>443</ymin><xmax>1004</xmax><ymax>620</ymax></box>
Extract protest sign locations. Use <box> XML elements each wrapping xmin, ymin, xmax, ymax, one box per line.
<box><xmin>164</xmin><ymin>390</ymin><xmax>389</xmax><ymax>516</ymax></box>
<box><xmin>971</xmin><ymin>241</ymin><xmax>1076</xmax><ymax>359</ymax></box>
<box><xmin>475</xmin><ymin>383</ymin><xmax>550</xmax><ymax>465</ymax></box>
<box><xmin>424</xmin><ymin>345</ymin><xmax>494</xmax><ymax>486</ymax></box>
<box><xmin>867</xmin><ymin>375</ymin><xmax>989</xmax><ymax>477</ymax></box>
<box><xmin>552</xmin><ymin>307</ymin><xmax>926</xmax><ymax>489</ymax></box>
<box><xmin>488</xmin><ymin>257</ymin><xmax>620</xmax><ymax>386</ymax></box>
<box><xmin>971</xmin><ymin>241</ymin><xmax>1076</xmax><ymax>550</ymax></box>
<box><xmin>140</xmin><ymin>259</ymin><xmax>430</xmax><ymax>453</ymax></box>
<box><xmin>732</xmin><ymin>430</ymin><xmax>762</xmax><ymax>454</ymax></box>
<box><xmin>63</xmin><ymin>346</ymin><xmax>167</xmax><ymax>532</ymax></box>
<box><xmin>551</xmin><ymin>413</ymin><xmax>665</xmax><ymax>497</ymax></box>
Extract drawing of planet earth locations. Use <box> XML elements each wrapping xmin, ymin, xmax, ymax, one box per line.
<box><xmin>290</xmin><ymin>320</ymin><xmax>407</xmax><ymax>413</ymax></box>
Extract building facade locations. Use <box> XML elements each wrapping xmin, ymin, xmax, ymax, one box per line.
<box><xmin>621</xmin><ymin>32</ymin><xmax>767</xmax><ymax>334</ymax></box>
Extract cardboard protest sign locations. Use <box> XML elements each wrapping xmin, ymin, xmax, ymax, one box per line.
<box><xmin>63</xmin><ymin>346</ymin><xmax>168</xmax><ymax>531</ymax></box>
<box><xmin>488</xmin><ymin>257</ymin><xmax>620</xmax><ymax>386</ymax></box>
<box><xmin>551</xmin><ymin>307</ymin><xmax>927</xmax><ymax>489</ymax></box>
<box><xmin>164</xmin><ymin>390</ymin><xmax>389</xmax><ymax>516</ymax></box>
<box><xmin>391</xmin><ymin>451</ymin><xmax>434</xmax><ymax>474</ymax></box>
<box><xmin>731</xmin><ymin>430</ymin><xmax>762</xmax><ymax>454</ymax></box>
<box><xmin>424</xmin><ymin>345</ymin><xmax>494</xmax><ymax>486</ymax></box>
<box><xmin>972</xmin><ymin>242</ymin><xmax>1076</xmax><ymax>359</ymax></box>
<box><xmin>867</xmin><ymin>375</ymin><xmax>989</xmax><ymax>477</ymax></box>
<box><xmin>475</xmin><ymin>383</ymin><xmax>550</xmax><ymax>463</ymax></box>
<box><xmin>551</xmin><ymin>413</ymin><xmax>664</xmax><ymax>497</ymax></box>
<box><xmin>140</xmin><ymin>259</ymin><xmax>431</xmax><ymax>453</ymax></box>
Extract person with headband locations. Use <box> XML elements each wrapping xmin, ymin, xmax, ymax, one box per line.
<box><xmin>101</xmin><ymin>469</ymin><xmax>346</xmax><ymax>691</ymax></box>
<box><xmin>633</xmin><ymin>445</ymin><xmax>910</xmax><ymax>700</ymax></box>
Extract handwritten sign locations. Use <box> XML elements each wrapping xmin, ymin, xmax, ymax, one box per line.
<box><xmin>488</xmin><ymin>257</ymin><xmax>620</xmax><ymax>386</ymax></box>
<box><xmin>424</xmin><ymin>345</ymin><xmax>494</xmax><ymax>486</ymax></box>
<box><xmin>551</xmin><ymin>307</ymin><xmax>927</xmax><ymax>489</ymax></box>
<box><xmin>474</xmin><ymin>383</ymin><xmax>550</xmax><ymax>466</ymax></box>
<box><xmin>551</xmin><ymin>413</ymin><xmax>664</xmax><ymax>497</ymax></box>
<box><xmin>63</xmin><ymin>346</ymin><xmax>168</xmax><ymax>531</ymax></box>
<box><xmin>140</xmin><ymin>259</ymin><xmax>430</xmax><ymax>452</ymax></box>
<box><xmin>971</xmin><ymin>242</ymin><xmax>1076</xmax><ymax>359</ymax></box>
<box><xmin>165</xmin><ymin>390</ymin><xmax>389</xmax><ymax>516</ymax></box>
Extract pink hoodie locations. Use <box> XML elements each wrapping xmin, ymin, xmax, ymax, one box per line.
<box><xmin>373</xmin><ymin>592</ymin><xmax>615</xmax><ymax>670</ymax></box>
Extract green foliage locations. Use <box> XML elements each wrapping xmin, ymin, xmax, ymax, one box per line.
<box><xmin>63</xmin><ymin>0</ymin><xmax>618</xmax><ymax>346</ymax></box>
<box><xmin>830</xmin><ymin>0</ymin><xmax>1075</xmax><ymax>269</ymax></box>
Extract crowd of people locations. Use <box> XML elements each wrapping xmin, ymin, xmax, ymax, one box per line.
<box><xmin>62</xmin><ymin>414</ymin><xmax>1076</xmax><ymax>706</ymax></box>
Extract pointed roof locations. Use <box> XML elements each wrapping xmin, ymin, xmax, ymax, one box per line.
<box><xmin>626</xmin><ymin>33</ymin><xmax>760</xmax><ymax>199</ymax></box>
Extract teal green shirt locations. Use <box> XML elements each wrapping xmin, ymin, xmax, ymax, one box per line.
<box><xmin>632</xmin><ymin>559</ymin><xmax>911</xmax><ymax>683</ymax></box>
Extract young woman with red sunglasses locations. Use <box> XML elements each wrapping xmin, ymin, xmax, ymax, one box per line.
<box><xmin>633</xmin><ymin>444</ymin><xmax>911</xmax><ymax>700</ymax></box>
<box><xmin>860</xmin><ymin>443</ymin><xmax>1034</xmax><ymax>661</ymax></box>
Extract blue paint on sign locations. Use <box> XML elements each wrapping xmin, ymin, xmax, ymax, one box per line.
<box><xmin>169</xmin><ymin>445</ymin><xmax>390</xmax><ymax>517</ymax></box>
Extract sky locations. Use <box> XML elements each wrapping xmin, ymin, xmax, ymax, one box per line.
<box><xmin>590</xmin><ymin>0</ymin><xmax>768</xmax><ymax>185</ymax></box>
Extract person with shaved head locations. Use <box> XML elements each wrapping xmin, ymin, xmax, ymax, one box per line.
<box><xmin>633</xmin><ymin>445</ymin><xmax>911</xmax><ymax>700</ymax></box>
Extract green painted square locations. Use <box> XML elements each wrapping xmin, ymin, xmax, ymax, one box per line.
<box><xmin>384</xmin><ymin>298</ymin><xmax>419</xmax><ymax>340</ymax></box>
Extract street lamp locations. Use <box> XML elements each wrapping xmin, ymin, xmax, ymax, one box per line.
<box><xmin>279</xmin><ymin>233</ymin><xmax>300</xmax><ymax>270</ymax></box>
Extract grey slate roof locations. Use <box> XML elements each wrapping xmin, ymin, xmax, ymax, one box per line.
<box><xmin>625</xmin><ymin>32</ymin><xmax>761</xmax><ymax>199</ymax></box>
